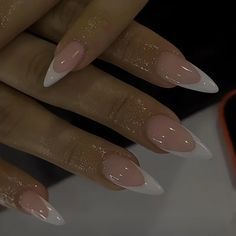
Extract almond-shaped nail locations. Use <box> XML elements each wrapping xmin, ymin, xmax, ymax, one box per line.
<box><xmin>146</xmin><ymin>115</ymin><xmax>212</xmax><ymax>158</ymax></box>
<box><xmin>19</xmin><ymin>191</ymin><xmax>65</xmax><ymax>225</ymax></box>
<box><xmin>157</xmin><ymin>52</ymin><xmax>219</xmax><ymax>93</ymax></box>
<box><xmin>103</xmin><ymin>155</ymin><xmax>164</xmax><ymax>195</ymax></box>
<box><xmin>44</xmin><ymin>41</ymin><xmax>85</xmax><ymax>87</ymax></box>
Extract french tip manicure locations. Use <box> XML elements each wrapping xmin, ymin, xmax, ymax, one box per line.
<box><xmin>165</xmin><ymin>132</ymin><xmax>213</xmax><ymax>159</ymax></box>
<box><xmin>103</xmin><ymin>155</ymin><xmax>163</xmax><ymax>196</ymax></box>
<box><xmin>19</xmin><ymin>191</ymin><xmax>65</xmax><ymax>225</ymax></box>
<box><xmin>39</xmin><ymin>197</ymin><xmax>65</xmax><ymax>225</ymax></box>
<box><xmin>146</xmin><ymin>115</ymin><xmax>213</xmax><ymax>159</ymax></box>
<box><xmin>129</xmin><ymin>167</ymin><xmax>164</xmax><ymax>195</ymax></box>
<box><xmin>43</xmin><ymin>41</ymin><xmax>85</xmax><ymax>88</ymax></box>
<box><xmin>157</xmin><ymin>52</ymin><xmax>219</xmax><ymax>93</ymax></box>
<box><xmin>43</xmin><ymin>60</ymin><xmax>67</xmax><ymax>88</ymax></box>
<box><xmin>179</xmin><ymin>64</ymin><xmax>219</xmax><ymax>93</ymax></box>
<box><xmin>188</xmin><ymin>131</ymin><xmax>213</xmax><ymax>159</ymax></box>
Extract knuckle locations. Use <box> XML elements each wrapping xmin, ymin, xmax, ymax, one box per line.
<box><xmin>57</xmin><ymin>0</ymin><xmax>82</xmax><ymax>32</ymax></box>
<box><xmin>58</xmin><ymin>131</ymin><xmax>98</xmax><ymax>177</ymax></box>
<box><xmin>59</xmin><ymin>133</ymin><xmax>82</xmax><ymax>169</ymax></box>
<box><xmin>107</xmin><ymin>92</ymin><xmax>133</xmax><ymax>124</ymax></box>
<box><xmin>88</xmin><ymin>10</ymin><xmax>112</xmax><ymax>33</ymax></box>
<box><xmin>0</xmin><ymin>86</ymin><xmax>23</xmax><ymax>141</ymax></box>
<box><xmin>25</xmin><ymin>49</ymin><xmax>52</xmax><ymax>86</ymax></box>
<box><xmin>62</xmin><ymin>141</ymin><xmax>79</xmax><ymax>167</ymax></box>
<box><xmin>106</xmin><ymin>29</ymin><xmax>138</xmax><ymax>64</ymax></box>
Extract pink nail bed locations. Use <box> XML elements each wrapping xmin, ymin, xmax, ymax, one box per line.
<box><xmin>103</xmin><ymin>155</ymin><xmax>145</xmax><ymax>187</ymax></box>
<box><xmin>146</xmin><ymin>115</ymin><xmax>195</xmax><ymax>152</ymax></box>
<box><xmin>43</xmin><ymin>41</ymin><xmax>85</xmax><ymax>87</ymax></box>
<box><xmin>145</xmin><ymin>115</ymin><xmax>212</xmax><ymax>158</ymax></box>
<box><xmin>157</xmin><ymin>52</ymin><xmax>200</xmax><ymax>85</ymax></box>
<box><xmin>19</xmin><ymin>191</ymin><xmax>64</xmax><ymax>225</ymax></box>
<box><xmin>156</xmin><ymin>52</ymin><xmax>219</xmax><ymax>93</ymax></box>
<box><xmin>103</xmin><ymin>155</ymin><xmax>164</xmax><ymax>195</ymax></box>
<box><xmin>53</xmin><ymin>41</ymin><xmax>85</xmax><ymax>73</ymax></box>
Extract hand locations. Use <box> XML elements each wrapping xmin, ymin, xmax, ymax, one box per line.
<box><xmin>0</xmin><ymin>0</ymin><xmax>218</xmax><ymax>225</ymax></box>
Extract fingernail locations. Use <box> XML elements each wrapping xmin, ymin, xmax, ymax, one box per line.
<box><xmin>44</xmin><ymin>41</ymin><xmax>85</xmax><ymax>87</ymax></box>
<box><xmin>103</xmin><ymin>155</ymin><xmax>164</xmax><ymax>195</ymax></box>
<box><xmin>18</xmin><ymin>191</ymin><xmax>65</xmax><ymax>225</ymax></box>
<box><xmin>157</xmin><ymin>52</ymin><xmax>219</xmax><ymax>93</ymax></box>
<box><xmin>146</xmin><ymin>115</ymin><xmax>212</xmax><ymax>158</ymax></box>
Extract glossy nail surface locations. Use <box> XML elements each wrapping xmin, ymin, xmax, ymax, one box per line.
<box><xmin>103</xmin><ymin>155</ymin><xmax>164</xmax><ymax>195</ymax></box>
<box><xmin>146</xmin><ymin>115</ymin><xmax>212</xmax><ymax>158</ymax></box>
<box><xmin>157</xmin><ymin>52</ymin><xmax>219</xmax><ymax>93</ymax></box>
<box><xmin>44</xmin><ymin>41</ymin><xmax>85</xmax><ymax>87</ymax></box>
<box><xmin>19</xmin><ymin>191</ymin><xmax>65</xmax><ymax>225</ymax></box>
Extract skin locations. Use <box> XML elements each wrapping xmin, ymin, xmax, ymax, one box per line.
<box><xmin>32</xmin><ymin>0</ymin><xmax>180</xmax><ymax>87</ymax></box>
<box><xmin>0</xmin><ymin>0</ymin><xmax>188</xmax><ymax>216</ymax></box>
<box><xmin>0</xmin><ymin>158</ymin><xmax>48</xmax><ymax>211</ymax></box>
<box><xmin>0</xmin><ymin>0</ymin><xmax>59</xmax><ymax>48</ymax></box>
<box><xmin>53</xmin><ymin>0</ymin><xmax>149</xmax><ymax>70</ymax></box>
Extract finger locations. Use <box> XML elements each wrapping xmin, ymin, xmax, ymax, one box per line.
<box><xmin>0</xmin><ymin>0</ymin><xmax>59</xmax><ymax>49</ymax></box>
<box><xmin>0</xmin><ymin>83</ymin><xmax>163</xmax><ymax>195</ymax></box>
<box><xmin>31</xmin><ymin>0</ymin><xmax>219</xmax><ymax>92</ymax></box>
<box><xmin>0</xmin><ymin>33</ymin><xmax>212</xmax><ymax>159</ymax></box>
<box><xmin>42</xmin><ymin>0</ymin><xmax>148</xmax><ymax>87</ymax></box>
<box><xmin>0</xmin><ymin>158</ymin><xmax>64</xmax><ymax>225</ymax></box>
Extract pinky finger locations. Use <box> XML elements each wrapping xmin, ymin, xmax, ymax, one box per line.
<box><xmin>0</xmin><ymin>158</ymin><xmax>64</xmax><ymax>225</ymax></box>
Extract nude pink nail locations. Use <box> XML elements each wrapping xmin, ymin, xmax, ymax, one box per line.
<box><xmin>103</xmin><ymin>155</ymin><xmax>164</xmax><ymax>195</ymax></box>
<box><xmin>146</xmin><ymin>115</ymin><xmax>212</xmax><ymax>158</ymax></box>
<box><xmin>157</xmin><ymin>52</ymin><xmax>218</xmax><ymax>93</ymax></box>
<box><xmin>19</xmin><ymin>191</ymin><xmax>64</xmax><ymax>225</ymax></box>
<box><xmin>44</xmin><ymin>41</ymin><xmax>85</xmax><ymax>87</ymax></box>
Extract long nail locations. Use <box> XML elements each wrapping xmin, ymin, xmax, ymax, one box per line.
<box><xmin>44</xmin><ymin>41</ymin><xmax>85</xmax><ymax>87</ymax></box>
<box><xmin>103</xmin><ymin>155</ymin><xmax>164</xmax><ymax>195</ymax></box>
<box><xmin>157</xmin><ymin>52</ymin><xmax>219</xmax><ymax>93</ymax></box>
<box><xmin>18</xmin><ymin>191</ymin><xmax>65</xmax><ymax>225</ymax></box>
<box><xmin>146</xmin><ymin>115</ymin><xmax>212</xmax><ymax>158</ymax></box>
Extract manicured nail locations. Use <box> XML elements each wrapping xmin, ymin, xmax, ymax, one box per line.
<box><xmin>44</xmin><ymin>41</ymin><xmax>85</xmax><ymax>87</ymax></box>
<box><xmin>19</xmin><ymin>191</ymin><xmax>65</xmax><ymax>225</ymax></box>
<box><xmin>103</xmin><ymin>155</ymin><xmax>164</xmax><ymax>195</ymax></box>
<box><xmin>146</xmin><ymin>115</ymin><xmax>212</xmax><ymax>158</ymax></box>
<box><xmin>157</xmin><ymin>52</ymin><xmax>219</xmax><ymax>93</ymax></box>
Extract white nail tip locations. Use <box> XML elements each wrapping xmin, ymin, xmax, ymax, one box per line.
<box><xmin>38</xmin><ymin>197</ymin><xmax>65</xmax><ymax>225</ymax></box>
<box><xmin>43</xmin><ymin>60</ymin><xmax>68</xmax><ymax>87</ymax></box>
<box><xmin>120</xmin><ymin>166</ymin><xmax>164</xmax><ymax>195</ymax></box>
<box><xmin>179</xmin><ymin>64</ymin><xmax>219</xmax><ymax>93</ymax></box>
<box><xmin>163</xmin><ymin>130</ymin><xmax>212</xmax><ymax>159</ymax></box>
<box><xmin>27</xmin><ymin>196</ymin><xmax>65</xmax><ymax>225</ymax></box>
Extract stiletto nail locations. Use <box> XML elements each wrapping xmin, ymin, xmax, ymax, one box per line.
<box><xmin>19</xmin><ymin>191</ymin><xmax>65</xmax><ymax>225</ymax></box>
<box><xmin>103</xmin><ymin>155</ymin><xmax>164</xmax><ymax>195</ymax></box>
<box><xmin>146</xmin><ymin>115</ymin><xmax>212</xmax><ymax>158</ymax></box>
<box><xmin>44</xmin><ymin>41</ymin><xmax>85</xmax><ymax>87</ymax></box>
<box><xmin>157</xmin><ymin>52</ymin><xmax>219</xmax><ymax>93</ymax></box>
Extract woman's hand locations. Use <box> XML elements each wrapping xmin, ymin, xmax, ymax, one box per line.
<box><xmin>0</xmin><ymin>32</ymin><xmax>213</xmax><ymax>224</ymax></box>
<box><xmin>0</xmin><ymin>0</ymin><xmax>218</xmax><ymax>225</ymax></box>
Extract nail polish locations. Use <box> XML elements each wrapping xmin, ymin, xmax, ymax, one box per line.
<box><xmin>146</xmin><ymin>115</ymin><xmax>212</xmax><ymax>158</ymax></box>
<box><xmin>44</xmin><ymin>41</ymin><xmax>85</xmax><ymax>87</ymax></box>
<box><xmin>19</xmin><ymin>191</ymin><xmax>65</xmax><ymax>225</ymax></box>
<box><xmin>157</xmin><ymin>52</ymin><xmax>219</xmax><ymax>93</ymax></box>
<box><xmin>103</xmin><ymin>155</ymin><xmax>164</xmax><ymax>195</ymax></box>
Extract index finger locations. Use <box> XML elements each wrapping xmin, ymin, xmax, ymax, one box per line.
<box><xmin>0</xmin><ymin>0</ymin><xmax>59</xmax><ymax>48</ymax></box>
<box><xmin>43</xmin><ymin>0</ymin><xmax>148</xmax><ymax>87</ymax></box>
